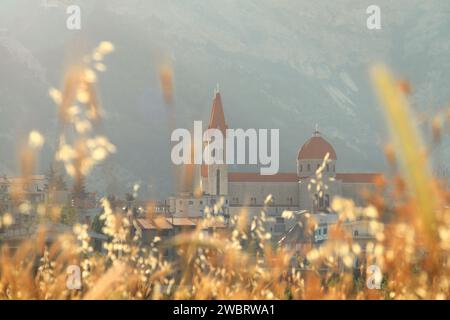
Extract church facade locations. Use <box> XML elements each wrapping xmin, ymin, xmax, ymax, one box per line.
<box><xmin>168</xmin><ymin>89</ymin><xmax>381</xmax><ymax>231</ymax></box>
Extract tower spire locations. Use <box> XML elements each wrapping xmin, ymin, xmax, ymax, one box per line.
<box><xmin>208</xmin><ymin>86</ymin><xmax>227</xmax><ymax>134</ymax></box>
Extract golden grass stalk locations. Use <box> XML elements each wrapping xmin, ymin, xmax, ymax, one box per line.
<box><xmin>370</xmin><ymin>64</ymin><xmax>438</xmax><ymax>243</ymax></box>
<box><xmin>83</xmin><ymin>262</ymin><xmax>126</xmax><ymax>300</ymax></box>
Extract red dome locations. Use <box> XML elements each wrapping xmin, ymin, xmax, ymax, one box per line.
<box><xmin>297</xmin><ymin>131</ymin><xmax>337</xmax><ymax>160</ymax></box>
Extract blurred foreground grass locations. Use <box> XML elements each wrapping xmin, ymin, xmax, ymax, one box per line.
<box><xmin>0</xmin><ymin>44</ymin><xmax>448</xmax><ymax>300</ymax></box>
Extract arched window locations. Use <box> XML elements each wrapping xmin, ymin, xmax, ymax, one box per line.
<box><xmin>288</xmin><ymin>197</ymin><xmax>293</xmax><ymax>205</ymax></box>
<box><xmin>216</xmin><ymin>170</ymin><xmax>220</xmax><ymax>195</ymax></box>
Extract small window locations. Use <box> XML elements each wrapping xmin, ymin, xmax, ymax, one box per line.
<box><xmin>326</xmin><ymin>164</ymin><xmax>329</xmax><ymax>172</ymax></box>
<box><xmin>300</xmin><ymin>165</ymin><xmax>303</xmax><ymax>172</ymax></box>
<box><xmin>188</xmin><ymin>200</ymin><xmax>193</xmax><ymax>205</ymax></box>
<box><xmin>324</xmin><ymin>227</ymin><xmax>328</xmax><ymax>235</ymax></box>
<box><xmin>199</xmin><ymin>200</ymin><xmax>203</xmax><ymax>205</ymax></box>
<box><xmin>307</xmin><ymin>164</ymin><xmax>311</xmax><ymax>171</ymax></box>
<box><xmin>354</xmin><ymin>230</ymin><xmax>359</xmax><ymax>237</ymax></box>
<box><xmin>324</xmin><ymin>194</ymin><xmax>330</xmax><ymax>207</ymax></box>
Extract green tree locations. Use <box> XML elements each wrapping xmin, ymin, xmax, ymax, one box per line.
<box><xmin>60</xmin><ymin>205</ymin><xmax>77</xmax><ymax>225</ymax></box>
<box><xmin>46</xmin><ymin>164</ymin><xmax>67</xmax><ymax>191</ymax></box>
<box><xmin>91</xmin><ymin>212</ymin><xmax>105</xmax><ymax>235</ymax></box>
<box><xmin>71</xmin><ymin>176</ymin><xmax>88</xmax><ymax>213</ymax></box>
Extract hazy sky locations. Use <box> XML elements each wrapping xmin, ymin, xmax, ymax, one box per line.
<box><xmin>0</xmin><ymin>0</ymin><xmax>449</xmax><ymax>198</ymax></box>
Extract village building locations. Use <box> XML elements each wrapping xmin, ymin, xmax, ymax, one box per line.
<box><xmin>167</xmin><ymin>88</ymin><xmax>382</xmax><ymax>241</ymax></box>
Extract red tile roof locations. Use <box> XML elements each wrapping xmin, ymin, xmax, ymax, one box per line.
<box><xmin>228</xmin><ymin>172</ymin><xmax>298</xmax><ymax>182</ymax></box>
<box><xmin>336</xmin><ymin>173</ymin><xmax>382</xmax><ymax>183</ymax></box>
<box><xmin>205</xmin><ymin>169</ymin><xmax>380</xmax><ymax>184</ymax></box>
<box><xmin>152</xmin><ymin>216</ymin><xmax>174</xmax><ymax>229</ymax></box>
<box><xmin>169</xmin><ymin>217</ymin><xmax>196</xmax><ymax>227</ymax></box>
<box><xmin>298</xmin><ymin>131</ymin><xmax>337</xmax><ymax>160</ymax></box>
<box><xmin>136</xmin><ymin>218</ymin><xmax>157</xmax><ymax>230</ymax></box>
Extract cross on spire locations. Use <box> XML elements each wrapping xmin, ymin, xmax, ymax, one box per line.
<box><xmin>314</xmin><ymin>123</ymin><xmax>320</xmax><ymax>136</ymax></box>
<box><xmin>214</xmin><ymin>82</ymin><xmax>220</xmax><ymax>98</ymax></box>
<box><xmin>214</xmin><ymin>82</ymin><xmax>220</xmax><ymax>96</ymax></box>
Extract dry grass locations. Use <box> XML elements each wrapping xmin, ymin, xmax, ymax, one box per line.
<box><xmin>0</xmin><ymin>45</ymin><xmax>448</xmax><ymax>300</ymax></box>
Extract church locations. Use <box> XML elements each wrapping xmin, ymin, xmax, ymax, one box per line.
<box><xmin>167</xmin><ymin>89</ymin><xmax>381</xmax><ymax>226</ymax></box>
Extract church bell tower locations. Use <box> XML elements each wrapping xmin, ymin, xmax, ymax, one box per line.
<box><xmin>201</xmin><ymin>85</ymin><xmax>228</xmax><ymax>197</ymax></box>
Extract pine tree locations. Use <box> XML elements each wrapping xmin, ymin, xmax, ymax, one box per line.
<box><xmin>71</xmin><ymin>176</ymin><xmax>87</xmax><ymax>205</ymax></box>
<box><xmin>60</xmin><ymin>205</ymin><xmax>77</xmax><ymax>225</ymax></box>
<box><xmin>92</xmin><ymin>212</ymin><xmax>105</xmax><ymax>235</ymax></box>
<box><xmin>46</xmin><ymin>163</ymin><xmax>66</xmax><ymax>192</ymax></box>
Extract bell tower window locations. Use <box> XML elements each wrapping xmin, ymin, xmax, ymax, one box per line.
<box><xmin>216</xmin><ymin>169</ymin><xmax>220</xmax><ymax>195</ymax></box>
